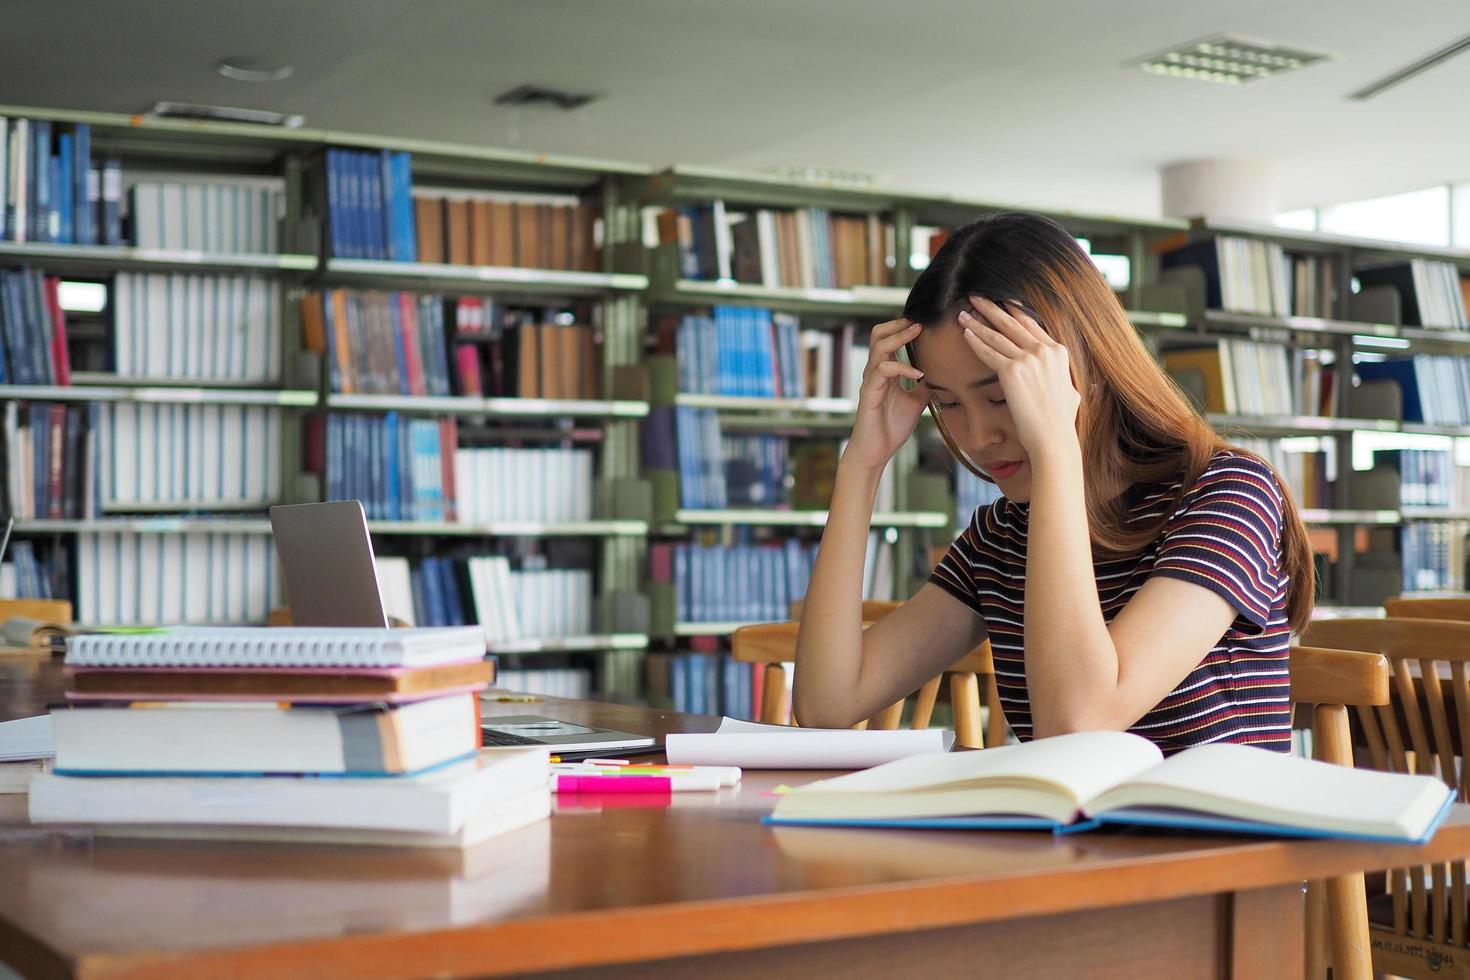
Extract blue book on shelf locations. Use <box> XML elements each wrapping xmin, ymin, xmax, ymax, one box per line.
<box><xmin>383</xmin><ymin>412</ymin><xmax>401</xmax><ymax>521</ymax></box>
<box><xmin>378</xmin><ymin>150</ymin><xmax>398</xmax><ymax>262</ymax></box>
<box><xmin>55</xmin><ymin>134</ymin><xmax>73</xmax><ymax>245</ymax></box>
<box><xmin>30</xmin><ymin>121</ymin><xmax>50</xmax><ymax>243</ymax></box>
<box><xmin>363</xmin><ymin>151</ymin><xmax>386</xmax><ymax>261</ymax></box>
<box><xmin>395</xmin><ymin>152</ymin><xmax>418</xmax><ymax>263</ymax></box>
<box><xmin>325</xmin><ymin>150</ymin><xmax>348</xmax><ymax>258</ymax></box>
<box><xmin>73</xmin><ymin>124</ymin><xmax>92</xmax><ymax>245</ymax></box>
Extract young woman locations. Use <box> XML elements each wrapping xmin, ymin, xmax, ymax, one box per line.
<box><xmin>792</xmin><ymin>212</ymin><xmax>1313</xmax><ymax>755</ymax></box>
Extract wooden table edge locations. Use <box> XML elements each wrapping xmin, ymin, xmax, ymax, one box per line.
<box><xmin>56</xmin><ymin>828</ymin><xmax>1470</xmax><ymax>980</ymax></box>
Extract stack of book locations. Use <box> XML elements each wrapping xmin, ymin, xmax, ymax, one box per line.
<box><xmin>30</xmin><ymin>626</ymin><xmax>551</xmax><ymax>848</ymax></box>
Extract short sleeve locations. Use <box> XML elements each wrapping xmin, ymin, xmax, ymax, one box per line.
<box><xmin>927</xmin><ymin>504</ymin><xmax>994</xmax><ymax>619</ymax></box>
<box><xmin>1151</xmin><ymin>453</ymin><xmax>1285</xmax><ymax>632</ymax></box>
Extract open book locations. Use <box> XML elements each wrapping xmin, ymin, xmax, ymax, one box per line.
<box><xmin>767</xmin><ymin>731</ymin><xmax>1455</xmax><ymax>843</ymax></box>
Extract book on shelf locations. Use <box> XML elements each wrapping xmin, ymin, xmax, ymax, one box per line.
<box><xmin>114</xmin><ymin>273</ymin><xmax>282</xmax><ymax>383</ymax></box>
<box><xmin>324</xmin><ymin>147</ymin><xmax>417</xmax><ymax>263</ymax></box>
<box><xmin>98</xmin><ymin>403</ymin><xmax>284</xmax><ymax>509</ymax></box>
<box><xmin>453</xmin><ymin>306</ymin><xmax>601</xmax><ymax>401</ymax></box>
<box><xmin>377</xmin><ymin>552</ymin><xmax>597</xmax><ymax>642</ymax></box>
<box><xmin>0</xmin><ymin>269</ymin><xmax>71</xmax><ymax>386</ymax></box>
<box><xmin>1232</xmin><ymin>438</ymin><xmax>1333</xmax><ymax>510</ymax></box>
<box><xmin>1382</xmin><ymin>447</ymin><xmax>1470</xmax><ymax>509</ymax></box>
<box><xmin>2</xmin><ymin>402</ymin><xmax>98</xmax><ymax>519</ymax></box>
<box><xmin>130</xmin><ymin>175</ymin><xmax>285</xmax><ymax>254</ymax></box>
<box><xmin>1159</xmin><ymin>339</ymin><xmax>1301</xmax><ymax>417</ymax></box>
<box><xmin>0</xmin><ymin>117</ymin><xmax>108</xmax><ymax>246</ymax></box>
<box><xmin>645</xmin><ymin>651</ymin><xmax>755</xmax><ymax>720</ymax></box>
<box><xmin>1356</xmin><ymin>260</ymin><xmax>1470</xmax><ymax>330</ymax></box>
<box><xmin>767</xmin><ymin>729</ymin><xmax>1453</xmax><ymax>842</ymax></box>
<box><xmin>659</xmin><ymin>202</ymin><xmax>895</xmax><ymax>289</ymax></box>
<box><xmin>1356</xmin><ymin>355</ymin><xmax>1470</xmax><ymax>426</ymax></box>
<box><xmin>313</xmin><ymin>412</ymin><xmax>457</xmax><ymax>521</ymax></box>
<box><xmin>302</xmin><ymin>290</ymin><xmax>453</xmax><ymax>398</ymax></box>
<box><xmin>409</xmin><ymin>189</ymin><xmax>598</xmax><ymax>272</ymax></box>
<box><xmin>1159</xmin><ymin>236</ymin><xmax>1315</xmax><ymax>318</ymax></box>
<box><xmin>955</xmin><ymin>462</ymin><xmax>1003</xmax><ymax>528</ymax></box>
<box><xmin>1401</xmin><ymin>522</ymin><xmax>1466</xmax><ymax>594</ymax></box>
<box><xmin>658</xmin><ymin>309</ymin><xmax>864</xmax><ymax>401</ymax></box>
<box><xmin>651</xmin><ymin>533</ymin><xmax>892</xmax><ymax>628</ymax></box>
<box><xmin>0</xmin><ymin>539</ymin><xmax>66</xmax><ymax>601</ymax></box>
<box><xmin>76</xmin><ymin>531</ymin><xmax>281</xmax><ymax>626</ymax></box>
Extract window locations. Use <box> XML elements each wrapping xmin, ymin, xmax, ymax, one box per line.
<box><xmin>1318</xmin><ymin>186</ymin><xmax>1450</xmax><ymax>247</ymax></box>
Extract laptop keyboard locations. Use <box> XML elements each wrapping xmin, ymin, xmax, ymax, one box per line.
<box><xmin>481</xmin><ymin>728</ymin><xmax>545</xmax><ymax>747</ymax></box>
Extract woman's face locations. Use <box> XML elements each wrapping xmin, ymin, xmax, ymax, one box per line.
<box><xmin>911</xmin><ymin>318</ymin><xmax>1032</xmax><ymax>502</ymax></box>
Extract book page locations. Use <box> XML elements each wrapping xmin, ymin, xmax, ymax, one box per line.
<box><xmin>664</xmin><ymin>717</ymin><xmax>952</xmax><ymax>768</ymax></box>
<box><xmin>1086</xmin><ymin>743</ymin><xmax>1451</xmax><ymax>839</ymax></box>
<box><xmin>791</xmin><ymin>731</ymin><xmax>1161</xmax><ymax>802</ymax></box>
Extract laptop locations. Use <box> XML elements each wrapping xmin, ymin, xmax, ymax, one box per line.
<box><xmin>268</xmin><ymin>501</ymin><xmax>659</xmax><ymax>759</ymax></box>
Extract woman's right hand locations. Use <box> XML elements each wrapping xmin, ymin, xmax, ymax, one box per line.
<box><xmin>842</xmin><ymin>318</ymin><xmax>929</xmax><ymax>473</ymax></box>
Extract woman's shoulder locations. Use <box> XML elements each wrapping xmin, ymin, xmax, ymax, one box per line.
<box><xmin>1193</xmin><ymin>448</ymin><xmax>1286</xmax><ymax>501</ymax></box>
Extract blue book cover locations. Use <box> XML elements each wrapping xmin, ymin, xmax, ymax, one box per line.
<box><xmin>441</xmin><ymin>559</ymin><xmax>467</xmax><ymax>627</ymax></box>
<box><xmin>325</xmin><ymin>150</ymin><xmax>347</xmax><ymax>258</ymax></box>
<box><xmin>22</xmin><ymin>270</ymin><xmax>51</xmax><ymax>385</ymax></box>
<box><xmin>395</xmin><ymin>152</ymin><xmax>417</xmax><ymax>263</ymax></box>
<box><xmin>325</xmin><ymin>415</ymin><xmax>342</xmax><ymax>501</ymax></box>
<box><xmin>31</xmin><ymin>121</ymin><xmax>50</xmax><ymax>243</ymax></box>
<box><xmin>55</xmin><ymin>135</ymin><xmax>73</xmax><ymax>245</ymax></box>
<box><xmin>343</xmin><ymin>150</ymin><xmax>364</xmax><ymax>261</ymax></box>
<box><xmin>422</xmin><ymin>557</ymin><xmax>448</xmax><ymax>626</ymax></box>
<box><xmin>378</xmin><ymin>150</ymin><xmax>398</xmax><ymax>261</ymax></box>
<box><xmin>363</xmin><ymin>151</ymin><xmax>386</xmax><ymax>260</ymax></box>
<box><xmin>73</xmin><ymin>124</ymin><xmax>93</xmax><ymax>245</ymax></box>
<box><xmin>383</xmin><ymin>412</ymin><xmax>401</xmax><ymax>521</ymax></box>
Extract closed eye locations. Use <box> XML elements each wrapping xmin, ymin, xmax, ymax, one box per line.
<box><xmin>988</xmin><ymin>398</ymin><xmax>1007</xmax><ymax>407</ymax></box>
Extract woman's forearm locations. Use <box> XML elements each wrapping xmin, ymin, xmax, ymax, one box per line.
<box><xmin>791</xmin><ymin>455</ymin><xmax>885</xmax><ymax>727</ymax></box>
<box><xmin>1023</xmin><ymin>442</ymin><xmax>1119</xmax><ymax>736</ymax></box>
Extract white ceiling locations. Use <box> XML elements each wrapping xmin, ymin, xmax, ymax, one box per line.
<box><xmin>2</xmin><ymin>0</ymin><xmax>1467</xmax><ymax>219</ymax></box>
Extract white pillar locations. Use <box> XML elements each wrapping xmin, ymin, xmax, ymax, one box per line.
<box><xmin>1160</xmin><ymin>159</ymin><xmax>1280</xmax><ymax>223</ymax></box>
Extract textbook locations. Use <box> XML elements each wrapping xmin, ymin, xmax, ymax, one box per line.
<box><xmin>49</xmin><ymin>695</ymin><xmax>481</xmax><ymax>776</ymax></box>
<box><xmin>767</xmin><ymin>731</ymin><xmax>1454</xmax><ymax>843</ymax></box>
<box><xmin>64</xmin><ymin>659</ymin><xmax>494</xmax><ymax>703</ymax></box>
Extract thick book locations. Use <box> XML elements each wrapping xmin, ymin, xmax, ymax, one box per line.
<box><xmin>767</xmin><ymin>731</ymin><xmax>1454</xmax><ymax>843</ymax></box>
<box><xmin>63</xmin><ymin>625</ymin><xmax>487</xmax><ymax>669</ymax></box>
<box><xmin>30</xmin><ymin>748</ymin><xmax>550</xmax><ymax>842</ymax></box>
<box><xmin>64</xmin><ymin>658</ymin><xmax>494</xmax><ymax>702</ymax></box>
<box><xmin>50</xmin><ymin>694</ymin><xmax>482</xmax><ymax>776</ymax></box>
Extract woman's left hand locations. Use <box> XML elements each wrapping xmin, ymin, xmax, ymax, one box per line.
<box><xmin>958</xmin><ymin>295</ymin><xmax>1080</xmax><ymax>463</ymax></box>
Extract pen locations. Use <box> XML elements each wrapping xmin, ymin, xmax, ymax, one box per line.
<box><xmin>550</xmin><ymin>764</ymin><xmax>741</xmax><ymax>787</ymax></box>
<box><xmin>553</xmin><ymin>774</ymin><xmax>722</xmax><ymax>793</ymax></box>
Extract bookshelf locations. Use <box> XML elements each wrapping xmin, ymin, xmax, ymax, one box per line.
<box><xmin>6</xmin><ymin>103</ymin><xmax>1470</xmax><ymax>705</ymax></box>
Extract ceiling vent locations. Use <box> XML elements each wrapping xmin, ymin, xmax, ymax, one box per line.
<box><xmin>494</xmin><ymin>85</ymin><xmax>598</xmax><ymax>112</ymax></box>
<box><xmin>145</xmin><ymin>101</ymin><xmax>304</xmax><ymax>128</ymax></box>
<box><xmin>1129</xmin><ymin>34</ymin><xmax>1330</xmax><ymax>86</ymax></box>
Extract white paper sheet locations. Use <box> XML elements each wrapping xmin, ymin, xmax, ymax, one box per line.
<box><xmin>664</xmin><ymin>717</ymin><xmax>953</xmax><ymax>768</ymax></box>
<box><xmin>0</xmin><ymin>715</ymin><xmax>55</xmax><ymax>761</ymax></box>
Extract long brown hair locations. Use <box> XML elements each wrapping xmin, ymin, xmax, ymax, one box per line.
<box><xmin>904</xmin><ymin>213</ymin><xmax>1314</xmax><ymax>631</ymax></box>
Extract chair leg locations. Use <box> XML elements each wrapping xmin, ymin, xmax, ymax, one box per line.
<box><xmin>869</xmin><ymin>700</ymin><xmax>904</xmax><ymax>730</ymax></box>
<box><xmin>911</xmin><ymin>677</ymin><xmax>941</xmax><ymax>729</ymax></box>
<box><xmin>984</xmin><ymin>675</ymin><xmax>1007</xmax><ymax>746</ymax></box>
<box><xmin>1304</xmin><ymin>879</ymin><xmax>1328</xmax><ymax>979</ymax></box>
<box><xmin>1325</xmin><ymin>872</ymin><xmax>1371</xmax><ymax>980</ymax></box>
<box><xmin>950</xmin><ymin>672</ymin><xmax>983</xmax><ymax>748</ymax></box>
<box><xmin>761</xmin><ymin>664</ymin><xmax>789</xmax><ymax>726</ymax></box>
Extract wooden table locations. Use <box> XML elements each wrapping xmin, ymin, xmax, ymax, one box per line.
<box><xmin>4</xmin><ymin>656</ymin><xmax>1470</xmax><ymax>979</ymax></box>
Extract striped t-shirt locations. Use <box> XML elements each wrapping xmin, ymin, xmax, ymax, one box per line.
<box><xmin>929</xmin><ymin>449</ymin><xmax>1292</xmax><ymax>755</ymax></box>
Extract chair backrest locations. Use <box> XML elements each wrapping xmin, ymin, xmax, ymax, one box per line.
<box><xmin>1384</xmin><ymin>597</ymin><xmax>1470</xmax><ymax>622</ymax></box>
<box><xmin>730</xmin><ymin>612</ymin><xmax>1000</xmax><ymax>747</ymax></box>
<box><xmin>1289</xmin><ymin>642</ymin><xmax>1391</xmax><ymax>980</ymax></box>
<box><xmin>1298</xmin><ymin>617</ymin><xmax>1470</xmax><ymax>973</ymax></box>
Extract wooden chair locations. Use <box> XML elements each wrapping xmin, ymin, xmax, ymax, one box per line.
<box><xmin>1385</xmin><ymin>596</ymin><xmax>1470</xmax><ymax>621</ymax></box>
<box><xmin>731</xmin><ymin>599</ymin><xmax>1005</xmax><ymax>748</ymax></box>
<box><xmin>1298</xmin><ymin>617</ymin><xmax>1470</xmax><ymax>980</ymax></box>
<box><xmin>1290</xmin><ymin>643</ymin><xmax>1391</xmax><ymax>980</ymax></box>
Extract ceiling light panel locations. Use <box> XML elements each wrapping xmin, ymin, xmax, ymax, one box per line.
<box><xmin>1131</xmin><ymin>35</ymin><xmax>1330</xmax><ymax>86</ymax></box>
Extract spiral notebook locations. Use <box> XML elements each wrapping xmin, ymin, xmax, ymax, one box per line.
<box><xmin>63</xmin><ymin>626</ymin><xmax>487</xmax><ymax>669</ymax></box>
